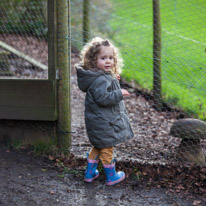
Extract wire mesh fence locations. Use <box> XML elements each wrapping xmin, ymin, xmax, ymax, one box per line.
<box><xmin>0</xmin><ymin>0</ymin><xmax>205</xmax><ymax>168</ymax></box>
<box><xmin>70</xmin><ymin>0</ymin><xmax>206</xmax><ymax>167</ymax></box>
<box><xmin>0</xmin><ymin>0</ymin><xmax>48</xmax><ymax>79</ymax></box>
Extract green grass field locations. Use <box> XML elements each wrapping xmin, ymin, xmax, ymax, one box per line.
<box><xmin>110</xmin><ymin>0</ymin><xmax>206</xmax><ymax>119</ymax></box>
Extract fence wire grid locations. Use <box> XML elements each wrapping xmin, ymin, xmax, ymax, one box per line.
<box><xmin>0</xmin><ymin>0</ymin><xmax>206</xmax><ymax>168</ymax></box>
<box><xmin>70</xmin><ymin>0</ymin><xmax>206</xmax><ymax>167</ymax></box>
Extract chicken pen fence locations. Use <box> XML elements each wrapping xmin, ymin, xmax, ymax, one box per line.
<box><xmin>0</xmin><ymin>0</ymin><xmax>205</xmax><ymax>168</ymax></box>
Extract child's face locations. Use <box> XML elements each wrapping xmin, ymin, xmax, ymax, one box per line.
<box><xmin>97</xmin><ymin>46</ymin><xmax>114</xmax><ymax>72</ymax></box>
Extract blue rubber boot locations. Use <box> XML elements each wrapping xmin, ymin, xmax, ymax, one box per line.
<box><xmin>84</xmin><ymin>154</ymin><xmax>99</xmax><ymax>183</ymax></box>
<box><xmin>103</xmin><ymin>159</ymin><xmax>125</xmax><ymax>186</ymax></box>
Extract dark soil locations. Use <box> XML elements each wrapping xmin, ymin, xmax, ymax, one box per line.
<box><xmin>0</xmin><ymin>145</ymin><xmax>202</xmax><ymax>206</ymax></box>
<box><xmin>0</xmin><ymin>35</ymin><xmax>206</xmax><ymax>205</ymax></box>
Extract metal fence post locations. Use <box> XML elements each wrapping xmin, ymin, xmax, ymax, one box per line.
<box><xmin>57</xmin><ymin>0</ymin><xmax>71</xmax><ymax>153</ymax></box>
<box><xmin>153</xmin><ymin>0</ymin><xmax>162</xmax><ymax>111</ymax></box>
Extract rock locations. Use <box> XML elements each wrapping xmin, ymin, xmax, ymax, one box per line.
<box><xmin>170</xmin><ymin>118</ymin><xmax>206</xmax><ymax>166</ymax></box>
<box><xmin>177</xmin><ymin>139</ymin><xmax>205</xmax><ymax>166</ymax></box>
<box><xmin>170</xmin><ymin>118</ymin><xmax>206</xmax><ymax>140</ymax></box>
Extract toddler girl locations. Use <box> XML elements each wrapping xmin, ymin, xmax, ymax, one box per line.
<box><xmin>75</xmin><ymin>37</ymin><xmax>134</xmax><ymax>185</ymax></box>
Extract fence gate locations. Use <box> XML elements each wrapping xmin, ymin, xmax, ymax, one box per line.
<box><xmin>0</xmin><ymin>80</ymin><xmax>56</xmax><ymax>121</ymax></box>
<box><xmin>0</xmin><ymin>0</ymin><xmax>70</xmax><ymax>147</ymax></box>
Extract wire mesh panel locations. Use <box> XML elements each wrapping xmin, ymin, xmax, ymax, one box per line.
<box><xmin>0</xmin><ymin>0</ymin><xmax>48</xmax><ymax>79</ymax></box>
<box><xmin>0</xmin><ymin>0</ymin><xmax>57</xmax><ymax>145</ymax></box>
<box><xmin>0</xmin><ymin>1</ymin><xmax>205</xmax><ymax>200</ymax></box>
<box><xmin>0</xmin><ymin>0</ymin><xmax>205</xmax><ymax>167</ymax></box>
<box><xmin>70</xmin><ymin>0</ymin><xmax>206</xmax><ymax>167</ymax></box>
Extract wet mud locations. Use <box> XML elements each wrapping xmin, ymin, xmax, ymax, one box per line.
<box><xmin>0</xmin><ymin>146</ymin><xmax>200</xmax><ymax>206</ymax></box>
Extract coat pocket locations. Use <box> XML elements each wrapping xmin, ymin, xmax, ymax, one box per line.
<box><xmin>110</xmin><ymin>114</ymin><xmax>127</xmax><ymax>132</ymax></box>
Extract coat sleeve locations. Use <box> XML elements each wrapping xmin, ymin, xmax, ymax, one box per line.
<box><xmin>90</xmin><ymin>75</ymin><xmax>123</xmax><ymax>107</ymax></box>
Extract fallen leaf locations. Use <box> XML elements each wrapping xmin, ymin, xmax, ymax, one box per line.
<box><xmin>177</xmin><ymin>185</ymin><xmax>185</xmax><ymax>190</ymax></box>
<box><xmin>49</xmin><ymin>191</ymin><xmax>55</xmax><ymax>195</ymax></box>
<box><xmin>49</xmin><ymin>155</ymin><xmax>55</xmax><ymax>161</ymax></box>
<box><xmin>193</xmin><ymin>200</ymin><xmax>201</xmax><ymax>206</ymax></box>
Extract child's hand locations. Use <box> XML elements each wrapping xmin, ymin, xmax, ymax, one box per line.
<box><xmin>116</xmin><ymin>74</ymin><xmax>121</xmax><ymax>80</ymax></box>
<box><xmin>121</xmin><ymin>89</ymin><xmax>130</xmax><ymax>96</ymax></box>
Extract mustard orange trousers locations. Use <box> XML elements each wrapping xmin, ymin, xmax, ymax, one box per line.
<box><xmin>88</xmin><ymin>146</ymin><xmax>113</xmax><ymax>165</ymax></box>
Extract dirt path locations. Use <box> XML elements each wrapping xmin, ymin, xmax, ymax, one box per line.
<box><xmin>0</xmin><ymin>145</ymin><xmax>197</xmax><ymax>206</ymax></box>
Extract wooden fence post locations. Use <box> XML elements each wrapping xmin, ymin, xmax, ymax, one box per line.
<box><xmin>83</xmin><ymin>0</ymin><xmax>90</xmax><ymax>44</ymax></box>
<box><xmin>56</xmin><ymin>0</ymin><xmax>71</xmax><ymax>153</ymax></box>
<box><xmin>48</xmin><ymin>0</ymin><xmax>57</xmax><ymax>81</ymax></box>
<box><xmin>153</xmin><ymin>0</ymin><xmax>162</xmax><ymax>111</ymax></box>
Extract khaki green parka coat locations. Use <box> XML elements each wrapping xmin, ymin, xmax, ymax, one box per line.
<box><xmin>76</xmin><ymin>64</ymin><xmax>134</xmax><ymax>149</ymax></box>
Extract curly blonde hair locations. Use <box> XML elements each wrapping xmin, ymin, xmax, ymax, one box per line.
<box><xmin>80</xmin><ymin>37</ymin><xmax>123</xmax><ymax>75</ymax></box>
